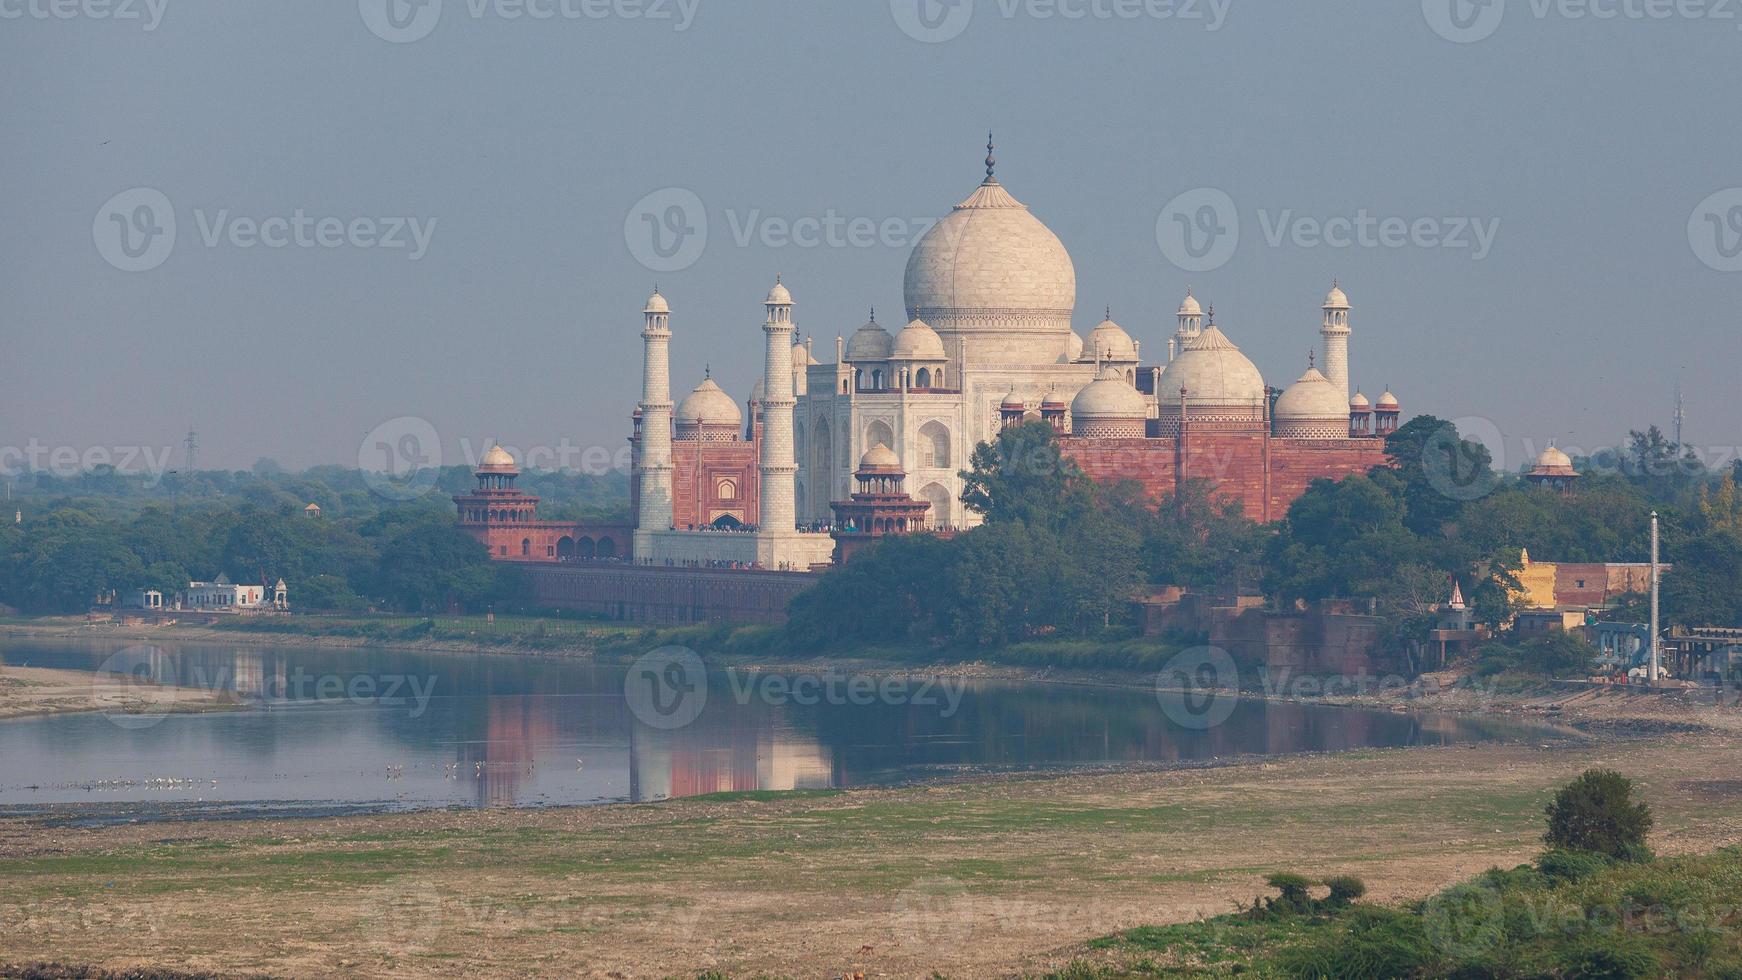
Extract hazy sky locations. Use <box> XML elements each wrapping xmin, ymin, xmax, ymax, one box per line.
<box><xmin>4</xmin><ymin>0</ymin><xmax>1740</xmax><ymax>478</ymax></box>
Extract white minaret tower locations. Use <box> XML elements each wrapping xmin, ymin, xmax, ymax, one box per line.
<box><xmin>757</xmin><ymin>277</ymin><xmax>799</xmax><ymax>552</ymax></box>
<box><xmin>1320</xmin><ymin>280</ymin><xmax>1351</xmax><ymax>399</ymax></box>
<box><xmin>1172</xmin><ymin>288</ymin><xmax>1203</xmax><ymax>361</ymax></box>
<box><xmin>632</xmin><ymin>289</ymin><xmax>674</xmax><ymax>560</ymax></box>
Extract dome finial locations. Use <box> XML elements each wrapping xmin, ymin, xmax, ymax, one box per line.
<box><xmin>984</xmin><ymin>132</ymin><xmax>997</xmax><ymax>183</ymax></box>
<box><xmin>1308</xmin><ymin>349</ymin><xmax>1316</xmax><ymax>369</ymax></box>
<box><xmin>869</xmin><ymin>306</ymin><xmax>875</xmax><ymax>323</ymax></box>
<box><xmin>705</xmin><ymin>362</ymin><xmax>711</xmax><ymax>379</ymax></box>
<box><xmin>1105</xmin><ymin>305</ymin><xmax>1112</xmax><ymax>321</ymax></box>
<box><xmin>1206</xmin><ymin>304</ymin><xmax>1216</xmax><ymax>326</ymax></box>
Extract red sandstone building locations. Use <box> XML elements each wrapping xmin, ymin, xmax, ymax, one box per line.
<box><xmin>453</xmin><ymin>445</ymin><xmax>631</xmax><ymax>562</ymax></box>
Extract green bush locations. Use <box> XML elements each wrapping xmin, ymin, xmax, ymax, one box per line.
<box><xmin>1276</xmin><ymin>906</ymin><xmax>1439</xmax><ymax>979</ymax></box>
<box><xmin>1544</xmin><ymin>769</ymin><xmax>1654</xmax><ymax>861</ymax></box>
<box><xmin>1553</xmin><ymin>932</ymin><xmax>1661</xmax><ymax>980</ymax></box>
<box><xmin>1537</xmin><ymin>849</ymin><xmax>1613</xmax><ymax>885</ymax></box>
<box><xmin>1324</xmin><ymin>875</ymin><xmax>1368</xmax><ymax>908</ymax></box>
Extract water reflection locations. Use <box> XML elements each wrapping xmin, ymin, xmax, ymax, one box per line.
<box><xmin>0</xmin><ymin>640</ymin><xmax>1560</xmax><ymax>819</ymax></box>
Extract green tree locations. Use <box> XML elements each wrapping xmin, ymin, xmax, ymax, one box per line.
<box><xmin>1544</xmin><ymin>769</ymin><xmax>1653</xmax><ymax>861</ymax></box>
<box><xmin>960</xmin><ymin>420</ymin><xmax>1095</xmax><ymax>532</ymax></box>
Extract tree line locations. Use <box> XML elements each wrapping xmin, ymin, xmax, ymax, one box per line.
<box><xmin>785</xmin><ymin>418</ymin><xmax>1742</xmax><ymax>654</ymax></box>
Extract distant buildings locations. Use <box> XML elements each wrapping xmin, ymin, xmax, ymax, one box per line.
<box><xmin>119</xmin><ymin>577</ymin><xmax>289</xmax><ymax>613</ymax></box>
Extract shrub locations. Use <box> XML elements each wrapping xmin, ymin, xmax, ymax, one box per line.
<box><xmin>1553</xmin><ymin>932</ymin><xmax>1661</xmax><ymax>980</ymax></box>
<box><xmin>1264</xmin><ymin>872</ymin><xmax>1315</xmax><ymax>915</ymax></box>
<box><xmin>1276</xmin><ymin>906</ymin><xmax>1439</xmax><ymax>979</ymax></box>
<box><xmin>1544</xmin><ymin>769</ymin><xmax>1654</xmax><ymax>861</ymax></box>
<box><xmin>1324</xmin><ymin>875</ymin><xmax>1368</xmax><ymax>908</ymax></box>
<box><xmin>1537</xmin><ymin>848</ymin><xmax>1613</xmax><ymax>885</ymax></box>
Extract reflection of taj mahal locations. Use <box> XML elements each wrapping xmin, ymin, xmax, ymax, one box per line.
<box><xmin>465</xmin><ymin>139</ymin><xmax>1405</xmax><ymax>572</ymax></box>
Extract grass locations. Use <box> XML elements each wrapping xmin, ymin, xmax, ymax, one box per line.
<box><xmin>1063</xmin><ymin>847</ymin><xmax>1742</xmax><ymax>979</ymax></box>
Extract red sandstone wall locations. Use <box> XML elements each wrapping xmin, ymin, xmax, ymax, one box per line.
<box><xmin>521</xmin><ymin>563</ymin><xmax>818</xmax><ymax>625</ymax></box>
<box><xmin>1062</xmin><ymin>434</ymin><xmax>1389</xmax><ymax>523</ymax></box>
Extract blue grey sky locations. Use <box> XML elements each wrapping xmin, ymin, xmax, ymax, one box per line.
<box><xmin>4</xmin><ymin>0</ymin><xmax>1740</xmax><ymax>476</ymax></box>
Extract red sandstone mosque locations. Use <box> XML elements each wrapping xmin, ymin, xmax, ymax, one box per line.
<box><xmin>460</xmin><ymin>139</ymin><xmax>1406</xmax><ymax>569</ymax></box>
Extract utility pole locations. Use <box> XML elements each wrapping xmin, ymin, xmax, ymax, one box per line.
<box><xmin>1673</xmin><ymin>384</ymin><xmax>1686</xmax><ymax>451</ymax></box>
<box><xmin>1649</xmin><ymin>511</ymin><xmax>1662</xmax><ymax>686</ymax></box>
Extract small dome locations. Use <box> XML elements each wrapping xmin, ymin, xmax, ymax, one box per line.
<box><xmin>792</xmin><ymin>342</ymin><xmax>818</xmax><ymax>368</ymax></box>
<box><xmin>1042</xmin><ymin>386</ymin><xmax>1069</xmax><ymax>410</ymax></box>
<box><xmin>1275</xmin><ymin>368</ymin><xmax>1348</xmax><ymax>421</ymax></box>
<box><xmin>1071</xmin><ymin>367</ymin><xmax>1148</xmax><ymax>419</ymax></box>
<box><xmin>643</xmin><ymin>290</ymin><xmax>670</xmax><ymax>315</ymax></box>
<box><xmin>1535</xmin><ymin>446</ymin><xmax>1574</xmax><ymax>471</ymax></box>
<box><xmin>1157</xmin><ymin>326</ymin><xmax>1266</xmax><ymax>407</ymax></box>
<box><xmin>1064</xmin><ymin>330</ymin><xmax>1084</xmax><ymax>362</ymax></box>
<box><xmin>1324</xmin><ymin>283</ymin><xmax>1350</xmax><ymax>309</ymax></box>
<box><xmin>1086</xmin><ymin>313</ymin><xmax>1137</xmax><ymax>361</ymax></box>
<box><xmin>845</xmin><ymin>318</ymin><xmax>894</xmax><ymax>362</ymax></box>
<box><xmin>766</xmin><ymin>278</ymin><xmax>793</xmax><ymax>306</ymax></box>
<box><xmin>1350</xmin><ymin>391</ymin><xmax>1372</xmax><ymax>410</ymax></box>
<box><xmin>1178</xmin><ymin>291</ymin><xmax>1202</xmax><ymax>316</ymax></box>
<box><xmin>1377</xmin><ymin>390</ymin><xmax>1399</xmax><ymax>410</ymax></box>
<box><xmin>892</xmin><ymin>317</ymin><xmax>947</xmax><ymax>360</ymax></box>
<box><xmin>479</xmin><ymin>444</ymin><xmax>517</xmax><ymax>471</ymax></box>
<box><xmin>676</xmin><ymin>378</ymin><xmax>743</xmax><ymax>428</ymax></box>
<box><xmin>1001</xmin><ymin>388</ymin><xmax>1027</xmax><ymax>410</ymax></box>
<box><xmin>859</xmin><ymin>443</ymin><xmax>901</xmax><ymax>471</ymax></box>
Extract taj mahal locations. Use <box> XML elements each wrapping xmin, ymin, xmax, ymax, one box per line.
<box><xmin>463</xmin><ymin>139</ymin><xmax>1404</xmax><ymax>571</ymax></box>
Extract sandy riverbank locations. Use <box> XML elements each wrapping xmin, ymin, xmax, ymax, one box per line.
<box><xmin>2</xmin><ymin>726</ymin><xmax>1740</xmax><ymax>978</ymax></box>
<box><xmin>0</xmin><ymin>664</ymin><xmax>236</xmax><ymax>722</ymax></box>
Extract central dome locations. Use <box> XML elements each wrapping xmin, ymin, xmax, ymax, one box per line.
<box><xmin>903</xmin><ymin>166</ymin><xmax>1077</xmax><ymax>365</ymax></box>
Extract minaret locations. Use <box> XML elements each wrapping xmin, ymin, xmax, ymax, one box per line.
<box><xmin>758</xmin><ymin>277</ymin><xmax>798</xmax><ymax>544</ymax></box>
<box><xmin>1320</xmin><ymin>281</ymin><xmax>1351</xmax><ymax>399</ymax></box>
<box><xmin>1173</xmin><ymin>289</ymin><xmax>1203</xmax><ymax>360</ymax></box>
<box><xmin>632</xmin><ymin>289</ymin><xmax>674</xmax><ymax>560</ymax></box>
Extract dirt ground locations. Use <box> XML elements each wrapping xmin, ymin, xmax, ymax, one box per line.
<box><xmin>0</xmin><ymin>665</ymin><xmax>234</xmax><ymax>722</ymax></box>
<box><xmin>2</xmin><ymin>686</ymin><xmax>1741</xmax><ymax>979</ymax></box>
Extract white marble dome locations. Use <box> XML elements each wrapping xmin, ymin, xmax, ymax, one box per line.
<box><xmin>1086</xmin><ymin>313</ymin><xmax>1137</xmax><ymax>361</ymax></box>
<box><xmin>845</xmin><ymin>318</ymin><xmax>894</xmax><ymax>362</ymax></box>
<box><xmin>792</xmin><ymin>342</ymin><xmax>818</xmax><ymax>369</ymax></box>
<box><xmin>676</xmin><ymin>378</ymin><xmax>742</xmax><ymax>428</ymax></box>
<box><xmin>1071</xmin><ymin>367</ymin><xmax>1147</xmax><ymax>419</ymax></box>
<box><xmin>1536</xmin><ymin>445</ymin><xmax>1574</xmax><ymax>471</ymax></box>
<box><xmin>903</xmin><ymin>175</ymin><xmax>1077</xmax><ymax>363</ymax></box>
<box><xmin>479</xmin><ymin>444</ymin><xmax>517</xmax><ymax>471</ymax></box>
<box><xmin>643</xmin><ymin>290</ymin><xmax>670</xmax><ymax>315</ymax></box>
<box><xmin>1275</xmin><ymin>368</ymin><xmax>1349</xmax><ymax>439</ymax></box>
<box><xmin>891</xmin><ymin>317</ymin><xmax>947</xmax><ymax>360</ymax></box>
<box><xmin>1064</xmin><ymin>329</ymin><xmax>1084</xmax><ymax>363</ymax></box>
<box><xmin>859</xmin><ymin>443</ymin><xmax>901</xmax><ymax>470</ymax></box>
<box><xmin>1157</xmin><ymin>326</ymin><xmax>1266</xmax><ymax>407</ymax></box>
<box><xmin>1275</xmin><ymin>368</ymin><xmax>1346</xmax><ymax>421</ymax></box>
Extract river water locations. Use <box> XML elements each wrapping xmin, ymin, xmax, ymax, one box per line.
<box><xmin>0</xmin><ymin>639</ymin><xmax>1562</xmax><ymax>821</ymax></box>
